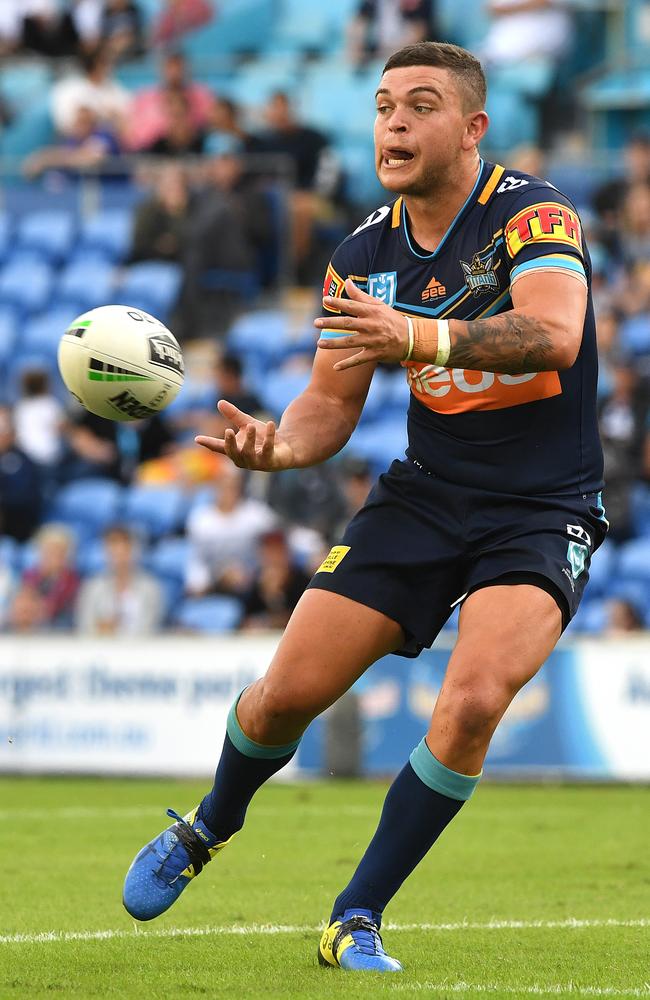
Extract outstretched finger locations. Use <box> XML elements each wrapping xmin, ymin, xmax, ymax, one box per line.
<box><xmin>322</xmin><ymin>294</ymin><xmax>366</xmax><ymax>316</ymax></box>
<box><xmin>333</xmin><ymin>349</ymin><xmax>375</xmax><ymax>371</ymax></box>
<box><xmin>217</xmin><ymin>398</ymin><xmax>255</xmax><ymax>428</ymax></box>
<box><xmin>194</xmin><ymin>435</ymin><xmax>227</xmax><ymax>454</ymax></box>
<box><xmin>223</xmin><ymin>426</ymin><xmax>247</xmax><ymax>466</ymax></box>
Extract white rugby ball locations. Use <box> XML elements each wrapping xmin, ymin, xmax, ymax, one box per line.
<box><xmin>58</xmin><ymin>305</ymin><xmax>184</xmax><ymax>421</ymax></box>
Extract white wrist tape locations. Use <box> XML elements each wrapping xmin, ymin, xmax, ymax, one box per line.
<box><xmin>434</xmin><ymin>319</ymin><xmax>451</xmax><ymax>368</ymax></box>
<box><xmin>403</xmin><ymin>316</ymin><xmax>414</xmax><ymax>361</ymax></box>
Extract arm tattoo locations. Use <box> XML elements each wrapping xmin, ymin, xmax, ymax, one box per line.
<box><xmin>449</xmin><ymin>312</ymin><xmax>556</xmax><ymax>374</ymax></box>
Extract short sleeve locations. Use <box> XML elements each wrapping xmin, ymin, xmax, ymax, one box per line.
<box><xmin>502</xmin><ymin>187</ymin><xmax>588</xmax><ymax>292</ymax></box>
<box><xmin>320</xmin><ymin>238</ymin><xmax>370</xmax><ymax>337</ymax></box>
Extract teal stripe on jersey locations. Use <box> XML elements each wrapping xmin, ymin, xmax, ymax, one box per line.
<box><xmin>410</xmin><ymin>738</ymin><xmax>481</xmax><ymax>801</ymax></box>
<box><xmin>510</xmin><ymin>255</ymin><xmax>586</xmax><ymax>284</ymax></box>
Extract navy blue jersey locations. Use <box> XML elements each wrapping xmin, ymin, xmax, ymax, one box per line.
<box><xmin>322</xmin><ymin>160</ymin><xmax>603</xmax><ymax>497</ymax></box>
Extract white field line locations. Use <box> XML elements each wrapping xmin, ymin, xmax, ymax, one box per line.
<box><xmin>1</xmin><ymin>917</ymin><xmax>648</xmax><ymax>946</ymax></box>
<box><xmin>390</xmin><ymin>983</ymin><xmax>650</xmax><ymax>997</ymax></box>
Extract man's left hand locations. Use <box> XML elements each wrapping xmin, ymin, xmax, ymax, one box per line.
<box><xmin>315</xmin><ymin>278</ymin><xmax>410</xmax><ymax>370</ymax></box>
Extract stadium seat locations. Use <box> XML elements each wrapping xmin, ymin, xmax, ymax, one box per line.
<box><xmin>629</xmin><ymin>483</ymin><xmax>650</xmax><ymax>537</ymax></box>
<box><xmin>0</xmin><ymin>62</ymin><xmax>52</xmax><ymax>112</ymax></box>
<box><xmin>148</xmin><ymin>537</ymin><xmax>190</xmax><ymax>583</ymax></box>
<box><xmin>259</xmin><ymin>370</ymin><xmax>311</xmax><ymax>417</ymax></box>
<box><xmin>0</xmin><ymin>215</ymin><xmax>11</xmax><ymax>265</ymax></box>
<box><xmin>227</xmin><ymin>310</ymin><xmax>289</xmax><ymax>365</ymax></box>
<box><xmin>16</xmin><ymin>211</ymin><xmax>76</xmax><ymax>264</ymax></box>
<box><xmin>620</xmin><ymin>314</ymin><xmax>650</xmax><ymax>357</ymax></box>
<box><xmin>121</xmin><ymin>484</ymin><xmax>185</xmax><ymax>540</ymax></box>
<box><xmin>49</xmin><ymin>478</ymin><xmax>124</xmax><ymax>534</ymax></box>
<box><xmin>0</xmin><ymin>254</ymin><xmax>53</xmax><ymax>314</ymax></box>
<box><xmin>116</xmin><ymin>262</ymin><xmax>183</xmax><ymax>319</ymax></box>
<box><xmin>568</xmin><ymin>597</ymin><xmax>609</xmax><ymax>635</ymax></box>
<box><xmin>174</xmin><ymin>595</ymin><xmax>243</xmax><ymax>633</ymax></box>
<box><xmin>75</xmin><ymin>536</ymin><xmax>108</xmax><ymax>577</ymax></box>
<box><xmin>615</xmin><ymin>537</ymin><xmax>650</xmax><ymax>583</ymax></box>
<box><xmin>586</xmin><ymin>539</ymin><xmax>617</xmax><ymax>597</ymax></box>
<box><xmin>345</xmin><ymin>419</ymin><xmax>408</xmax><ymax>474</ymax></box>
<box><xmin>0</xmin><ymin>536</ymin><xmax>21</xmax><ymax>573</ymax></box>
<box><xmin>0</xmin><ymin>99</ymin><xmax>56</xmax><ymax>162</ymax></box>
<box><xmin>183</xmin><ymin>0</ymin><xmax>274</xmax><ymax>56</ymax></box>
<box><xmin>0</xmin><ymin>307</ymin><xmax>17</xmax><ymax>367</ymax></box>
<box><xmin>56</xmin><ymin>257</ymin><xmax>115</xmax><ymax>313</ymax></box>
<box><xmin>22</xmin><ymin>308</ymin><xmax>79</xmax><ymax>356</ymax></box>
<box><xmin>78</xmin><ymin>209</ymin><xmax>132</xmax><ymax>262</ymax></box>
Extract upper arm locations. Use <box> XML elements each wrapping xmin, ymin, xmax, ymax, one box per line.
<box><xmin>510</xmin><ymin>269</ymin><xmax>587</xmax><ymax>366</ymax></box>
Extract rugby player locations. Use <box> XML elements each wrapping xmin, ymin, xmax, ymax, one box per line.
<box><xmin>123</xmin><ymin>41</ymin><xmax>606</xmax><ymax>973</ymax></box>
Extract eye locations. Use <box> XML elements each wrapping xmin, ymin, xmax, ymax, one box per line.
<box><xmin>414</xmin><ymin>105</ymin><xmax>432</xmax><ymax>114</ymax></box>
<box><xmin>376</xmin><ymin>105</ymin><xmax>391</xmax><ymax>115</ymax></box>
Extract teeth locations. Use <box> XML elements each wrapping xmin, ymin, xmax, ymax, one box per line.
<box><xmin>387</xmin><ymin>158</ymin><xmax>408</xmax><ymax>166</ymax></box>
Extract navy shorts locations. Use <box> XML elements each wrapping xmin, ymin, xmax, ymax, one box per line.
<box><xmin>309</xmin><ymin>458</ymin><xmax>608</xmax><ymax>657</ymax></box>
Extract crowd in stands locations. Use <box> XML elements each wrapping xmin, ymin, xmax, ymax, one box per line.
<box><xmin>1</xmin><ymin>1</ymin><xmax>650</xmax><ymax>636</ymax></box>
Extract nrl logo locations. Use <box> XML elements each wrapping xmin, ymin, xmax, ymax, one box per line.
<box><xmin>460</xmin><ymin>250</ymin><xmax>499</xmax><ymax>297</ymax></box>
<box><xmin>148</xmin><ymin>333</ymin><xmax>184</xmax><ymax>376</ymax></box>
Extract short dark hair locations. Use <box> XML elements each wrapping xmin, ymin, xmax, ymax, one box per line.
<box><xmin>383</xmin><ymin>42</ymin><xmax>486</xmax><ymax>112</ymax></box>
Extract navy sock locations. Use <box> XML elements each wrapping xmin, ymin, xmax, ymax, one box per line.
<box><xmin>197</xmin><ymin>695</ymin><xmax>300</xmax><ymax>842</ymax></box>
<box><xmin>331</xmin><ymin>740</ymin><xmax>481</xmax><ymax>923</ymax></box>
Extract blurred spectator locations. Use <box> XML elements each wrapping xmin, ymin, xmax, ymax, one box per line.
<box><xmin>23</xmin><ymin>104</ymin><xmax>122</xmax><ymax>180</ymax></box>
<box><xmin>332</xmin><ymin>457</ymin><xmax>373</xmax><ymax>539</ymax></box>
<box><xmin>124</xmin><ymin>50</ymin><xmax>214</xmax><ymax>151</ymax></box>
<box><xmin>101</xmin><ymin>0</ymin><xmax>145</xmax><ymax>62</ymax></box>
<box><xmin>130</xmin><ymin>164</ymin><xmax>192</xmax><ymax>263</ymax></box>
<box><xmin>205</xmin><ymin>96</ymin><xmax>260</xmax><ymax>156</ymax></box>
<box><xmin>145</xmin><ymin>90</ymin><xmax>205</xmax><ymax>156</ymax></box>
<box><xmin>50</xmin><ymin>44</ymin><xmax>130</xmax><ymax>137</ymax></box>
<box><xmin>179</xmin><ymin>149</ymin><xmax>273</xmax><ymax>337</ymax></box>
<box><xmin>0</xmin><ymin>560</ymin><xmax>15</xmax><ymax>631</ymax></box>
<box><xmin>213</xmin><ymin>353</ymin><xmax>263</xmax><ymax>416</ymax></box>
<box><xmin>482</xmin><ymin>0</ymin><xmax>573</xmax><ymax>69</ymax></box>
<box><xmin>152</xmin><ymin>0</ymin><xmax>214</xmax><ymax>47</ymax></box>
<box><xmin>605</xmin><ymin>597</ymin><xmax>645</xmax><ymax>636</ymax></box>
<box><xmin>185</xmin><ymin>466</ymin><xmax>276</xmax><ymax>597</ymax></box>
<box><xmin>13</xmin><ymin>368</ymin><xmax>64</xmax><ymax>470</ymax></box>
<box><xmin>19</xmin><ymin>524</ymin><xmax>80</xmax><ymax>629</ymax></box>
<box><xmin>0</xmin><ymin>405</ymin><xmax>42</xmax><ymax>543</ymax></box>
<box><xmin>76</xmin><ymin>525</ymin><xmax>163</xmax><ymax>634</ymax></box>
<box><xmin>592</xmin><ymin>132</ymin><xmax>650</xmax><ymax>231</ymax></box>
<box><xmin>267</xmin><ymin>465</ymin><xmax>347</xmax><ymax>540</ymax></box>
<box><xmin>60</xmin><ymin>406</ymin><xmax>174</xmax><ymax>484</ymax></box>
<box><xmin>256</xmin><ymin>91</ymin><xmax>340</xmax><ymax>276</ymax></box>
<box><xmin>599</xmin><ymin>363</ymin><xmax>648</xmax><ymax>542</ymax></box>
<box><xmin>8</xmin><ymin>584</ymin><xmax>47</xmax><ymax>633</ymax></box>
<box><xmin>240</xmin><ymin>529</ymin><xmax>311</xmax><ymax>630</ymax></box>
<box><xmin>347</xmin><ymin>0</ymin><xmax>435</xmax><ymax>67</ymax></box>
<box><xmin>620</xmin><ymin>183</ymin><xmax>650</xmax><ymax>271</ymax></box>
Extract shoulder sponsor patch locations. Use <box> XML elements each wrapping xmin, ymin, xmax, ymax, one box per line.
<box><xmin>505</xmin><ymin>202</ymin><xmax>582</xmax><ymax>258</ymax></box>
<box><xmin>316</xmin><ymin>545</ymin><xmax>350</xmax><ymax>574</ymax></box>
<box><xmin>323</xmin><ymin>262</ymin><xmax>344</xmax><ymax>301</ymax></box>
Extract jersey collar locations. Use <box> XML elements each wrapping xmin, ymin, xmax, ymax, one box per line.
<box><xmin>398</xmin><ymin>158</ymin><xmax>490</xmax><ymax>261</ymax></box>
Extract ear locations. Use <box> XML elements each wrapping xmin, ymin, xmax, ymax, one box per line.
<box><xmin>463</xmin><ymin>110</ymin><xmax>489</xmax><ymax>151</ymax></box>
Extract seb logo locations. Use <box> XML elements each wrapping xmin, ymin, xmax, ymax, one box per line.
<box><xmin>505</xmin><ymin>202</ymin><xmax>582</xmax><ymax>258</ymax></box>
<box><xmin>405</xmin><ymin>363</ymin><xmax>562</xmax><ymax>413</ymax></box>
<box><xmin>421</xmin><ymin>276</ymin><xmax>446</xmax><ymax>301</ymax></box>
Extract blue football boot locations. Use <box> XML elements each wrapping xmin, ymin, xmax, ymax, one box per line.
<box><xmin>318</xmin><ymin>907</ymin><xmax>403</xmax><ymax>972</ymax></box>
<box><xmin>123</xmin><ymin>807</ymin><xmax>234</xmax><ymax>921</ymax></box>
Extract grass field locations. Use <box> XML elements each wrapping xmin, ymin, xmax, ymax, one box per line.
<box><xmin>1</xmin><ymin>777</ymin><xmax>648</xmax><ymax>999</ymax></box>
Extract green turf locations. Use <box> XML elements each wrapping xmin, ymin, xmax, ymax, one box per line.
<box><xmin>1</xmin><ymin>778</ymin><xmax>648</xmax><ymax>999</ymax></box>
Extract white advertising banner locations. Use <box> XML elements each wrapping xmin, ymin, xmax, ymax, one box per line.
<box><xmin>0</xmin><ymin>635</ymin><xmax>284</xmax><ymax>776</ymax></box>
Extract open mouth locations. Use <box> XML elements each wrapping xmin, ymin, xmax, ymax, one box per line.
<box><xmin>383</xmin><ymin>149</ymin><xmax>414</xmax><ymax>167</ymax></box>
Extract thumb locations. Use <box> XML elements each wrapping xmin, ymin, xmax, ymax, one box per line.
<box><xmin>345</xmin><ymin>277</ymin><xmax>374</xmax><ymax>302</ymax></box>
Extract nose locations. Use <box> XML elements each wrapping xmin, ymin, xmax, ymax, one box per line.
<box><xmin>388</xmin><ymin>112</ymin><xmax>408</xmax><ymax>134</ymax></box>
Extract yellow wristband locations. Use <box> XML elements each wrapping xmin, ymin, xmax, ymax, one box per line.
<box><xmin>434</xmin><ymin>319</ymin><xmax>451</xmax><ymax>368</ymax></box>
<box><xmin>403</xmin><ymin>316</ymin><xmax>414</xmax><ymax>361</ymax></box>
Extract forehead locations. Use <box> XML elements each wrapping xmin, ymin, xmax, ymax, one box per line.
<box><xmin>377</xmin><ymin>65</ymin><xmax>461</xmax><ymax>104</ymax></box>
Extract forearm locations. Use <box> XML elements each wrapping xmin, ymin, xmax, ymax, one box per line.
<box><xmin>409</xmin><ymin>311</ymin><xmax>569</xmax><ymax>375</ymax></box>
<box><xmin>278</xmin><ymin>387</ymin><xmax>360</xmax><ymax>467</ymax></box>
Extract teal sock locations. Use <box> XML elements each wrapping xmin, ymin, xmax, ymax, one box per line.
<box><xmin>198</xmin><ymin>693</ymin><xmax>301</xmax><ymax>841</ymax></box>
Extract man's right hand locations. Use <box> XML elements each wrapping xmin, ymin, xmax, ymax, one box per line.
<box><xmin>195</xmin><ymin>400</ymin><xmax>296</xmax><ymax>471</ymax></box>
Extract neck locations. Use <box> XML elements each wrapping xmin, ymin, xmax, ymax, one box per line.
<box><xmin>402</xmin><ymin>154</ymin><xmax>482</xmax><ymax>252</ymax></box>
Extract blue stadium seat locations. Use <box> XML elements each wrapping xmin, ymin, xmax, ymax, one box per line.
<box><xmin>345</xmin><ymin>418</ymin><xmax>409</xmax><ymax>474</ymax></box>
<box><xmin>299</xmin><ymin>62</ymin><xmax>377</xmax><ymax>139</ymax></box>
<box><xmin>116</xmin><ymin>262</ymin><xmax>183</xmax><ymax>319</ymax></box>
<box><xmin>57</xmin><ymin>257</ymin><xmax>115</xmax><ymax>313</ymax></box>
<box><xmin>183</xmin><ymin>0</ymin><xmax>274</xmax><ymax>56</ymax></box>
<box><xmin>620</xmin><ymin>314</ymin><xmax>650</xmax><ymax>357</ymax></box>
<box><xmin>227</xmin><ymin>310</ymin><xmax>289</xmax><ymax>365</ymax></box>
<box><xmin>567</xmin><ymin>597</ymin><xmax>609</xmax><ymax>635</ymax></box>
<box><xmin>0</xmin><ymin>254</ymin><xmax>53</xmax><ymax>313</ymax></box>
<box><xmin>75</xmin><ymin>536</ymin><xmax>108</xmax><ymax>577</ymax></box>
<box><xmin>78</xmin><ymin>209</ymin><xmax>132</xmax><ymax>262</ymax></box>
<box><xmin>0</xmin><ymin>62</ymin><xmax>53</xmax><ymax>111</ymax></box>
<box><xmin>271</xmin><ymin>1</ymin><xmax>331</xmax><ymax>54</ymax></box>
<box><xmin>0</xmin><ymin>215</ymin><xmax>11</xmax><ymax>265</ymax></box>
<box><xmin>148</xmin><ymin>537</ymin><xmax>190</xmax><ymax>583</ymax></box>
<box><xmin>586</xmin><ymin>538</ymin><xmax>616</xmax><ymax>597</ymax></box>
<box><xmin>0</xmin><ymin>307</ymin><xmax>17</xmax><ymax>367</ymax></box>
<box><xmin>0</xmin><ymin>99</ymin><xmax>56</xmax><ymax>162</ymax></box>
<box><xmin>121</xmin><ymin>484</ymin><xmax>185</xmax><ymax>540</ymax></box>
<box><xmin>259</xmin><ymin>369</ymin><xmax>311</xmax><ymax>417</ymax></box>
<box><xmin>22</xmin><ymin>308</ymin><xmax>78</xmax><ymax>356</ymax></box>
<box><xmin>605</xmin><ymin>578</ymin><xmax>650</xmax><ymax>626</ymax></box>
<box><xmin>629</xmin><ymin>483</ymin><xmax>650</xmax><ymax>537</ymax></box>
<box><xmin>616</xmin><ymin>537</ymin><xmax>650</xmax><ymax>583</ymax></box>
<box><xmin>174</xmin><ymin>595</ymin><xmax>243</xmax><ymax>633</ymax></box>
<box><xmin>16</xmin><ymin>211</ymin><xmax>76</xmax><ymax>264</ymax></box>
<box><xmin>49</xmin><ymin>478</ymin><xmax>124</xmax><ymax>534</ymax></box>
<box><xmin>0</xmin><ymin>536</ymin><xmax>21</xmax><ymax>573</ymax></box>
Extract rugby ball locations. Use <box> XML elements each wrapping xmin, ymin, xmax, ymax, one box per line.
<box><xmin>58</xmin><ymin>305</ymin><xmax>184</xmax><ymax>421</ymax></box>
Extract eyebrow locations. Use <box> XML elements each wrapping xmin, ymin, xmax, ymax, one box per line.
<box><xmin>375</xmin><ymin>86</ymin><xmax>443</xmax><ymax>101</ymax></box>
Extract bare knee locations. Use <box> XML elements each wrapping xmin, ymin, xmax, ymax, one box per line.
<box><xmin>435</xmin><ymin>667</ymin><xmax>522</xmax><ymax>748</ymax></box>
<box><xmin>238</xmin><ymin>675</ymin><xmax>320</xmax><ymax>745</ymax></box>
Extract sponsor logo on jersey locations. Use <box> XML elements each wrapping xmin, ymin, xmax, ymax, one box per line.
<box><xmin>460</xmin><ymin>249</ymin><xmax>500</xmax><ymax>297</ymax></box>
<box><xmin>368</xmin><ymin>271</ymin><xmax>397</xmax><ymax>306</ymax></box>
<box><xmin>496</xmin><ymin>175</ymin><xmax>529</xmax><ymax>194</ymax></box>
<box><xmin>421</xmin><ymin>275</ymin><xmax>447</xmax><ymax>301</ymax></box>
<box><xmin>405</xmin><ymin>364</ymin><xmax>562</xmax><ymax>414</ymax></box>
<box><xmin>352</xmin><ymin>204</ymin><xmax>391</xmax><ymax>235</ymax></box>
<box><xmin>323</xmin><ymin>262</ymin><xmax>344</xmax><ymax>300</ymax></box>
<box><xmin>505</xmin><ymin>202</ymin><xmax>582</xmax><ymax>258</ymax></box>
<box><xmin>108</xmin><ymin>389</ymin><xmax>158</xmax><ymax>419</ymax></box>
<box><xmin>316</xmin><ymin>545</ymin><xmax>350</xmax><ymax>573</ymax></box>
<box><xmin>147</xmin><ymin>333</ymin><xmax>184</xmax><ymax>375</ymax></box>
<box><xmin>567</xmin><ymin>523</ymin><xmax>592</xmax><ymax>546</ymax></box>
